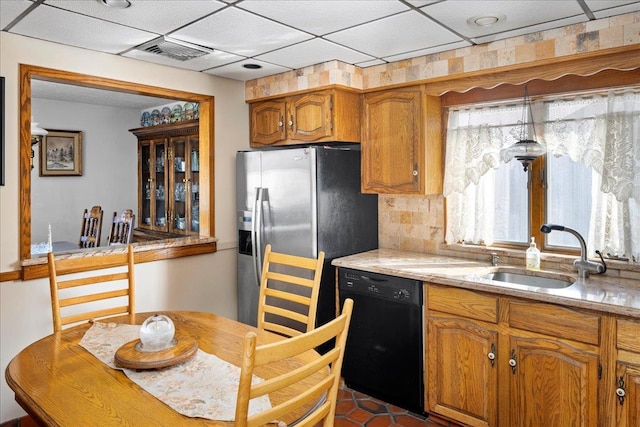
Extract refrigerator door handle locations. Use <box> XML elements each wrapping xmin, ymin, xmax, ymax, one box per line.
<box><xmin>252</xmin><ymin>187</ymin><xmax>264</xmax><ymax>287</ymax></box>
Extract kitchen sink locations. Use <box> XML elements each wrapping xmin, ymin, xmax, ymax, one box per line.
<box><xmin>482</xmin><ymin>271</ymin><xmax>575</xmax><ymax>289</ymax></box>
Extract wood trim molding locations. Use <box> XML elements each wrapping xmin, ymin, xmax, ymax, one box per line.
<box><xmin>424</xmin><ymin>45</ymin><xmax>640</xmax><ymax>96</ymax></box>
<box><xmin>357</xmin><ymin>45</ymin><xmax>640</xmax><ymax>96</ymax></box>
<box><xmin>441</xmin><ymin>68</ymin><xmax>640</xmax><ymax>107</ymax></box>
<box><xmin>246</xmin><ymin>84</ymin><xmax>362</xmax><ymax>103</ymax></box>
<box><xmin>0</xmin><ymin>270</ymin><xmax>22</xmax><ymax>282</ymax></box>
<box><xmin>129</xmin><ymin>119</ymin><xmax>199</xmax><ymax>138</ymax></box>
<box><xmin>18</xmin><ymin>64</ymin><xmax>216</xmax><ymax>275</ymax></box>
<box><xmin>19</xmin><ymin>241</ymin><xmax>217</xmax><ymax>281</ymax></box>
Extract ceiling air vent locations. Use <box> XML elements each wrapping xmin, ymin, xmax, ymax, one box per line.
<box><xmin>136</xmin><ymin>37</ymin><xmax>211</xmax><ymax>62</ymax></box>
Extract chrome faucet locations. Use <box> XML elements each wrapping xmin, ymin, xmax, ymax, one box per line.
<box><xmin>540</xmin><ymin>224</ymin><xmax>606</xmax><ymax>278</ymax></box>
<box><xmin>491</xmin><ymin>252</ymin><xmax>499</xmax><ymax>266</ymax></box>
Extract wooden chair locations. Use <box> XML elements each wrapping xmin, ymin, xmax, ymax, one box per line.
<box><xmin>47</xmin><ymin>244</ymin><xmax>135</xmax><ymax>333</ymax></box>
<box><xmin>257</xmin><ymin>244</ymin><xmax>325</xmax><ymax>338</ymax></box>
<box><xmin>235</xmin><ymin>298</ymin><xmax>354</xmax><ymax>427</ymax></box>
<box><xmin>107</xmin><ymin>209</ymin><xmax>135</xmax><ymax>245</ymax></box>
<box><xmin>79</xmin><ymin>205</ymin><xmax>103</xmax><ymax>248</ymax></box>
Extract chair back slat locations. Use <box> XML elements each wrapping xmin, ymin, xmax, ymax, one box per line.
<box><xmin>236</xmin><ymin>298</ymin><xmax>354</xmax><ymax>427</ymax></box>
<box><xmin>79</xmin><ymin>206</ymin><xmax>103</xmax><ymax>248</ymax></box>
<box><xmin>257</xmin><ymin>244</ymin><xmax>325</xmax><ymax>337</ymax></box>
<box><xmin>107</xmin><ymin>209</ymin><xmax>135</xmax><ymax>246</ymax></box>
<box><xmin>48</xmin><ymin>245</ymin><xmax>135</xmax><ymax>332</ymax></box>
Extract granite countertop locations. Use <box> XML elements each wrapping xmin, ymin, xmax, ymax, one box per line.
<box><xmin>22</xmin><ymin>236</ymin><xmax>218</xmax><ymax>267</ymax></box>
<box><xmin>332</xmin><ymin>248</ymin><xmax>640</xmax><ymax>318</ymax></box>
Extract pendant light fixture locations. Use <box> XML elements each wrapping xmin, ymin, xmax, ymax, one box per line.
<box><xmin>30</xmin><ymin>117</ymin><xmax>48</xmax><ymax>170</ymax></box>
<box><xmin>501</xmin><ymin>86</ymin><xmax>545</xmax><ymax>172</ymax></box>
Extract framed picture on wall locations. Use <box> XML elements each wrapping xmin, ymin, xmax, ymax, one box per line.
<box><xmin>40</xmin><ymin>130</ymin><xmax>83</xmax><ymax>176</ymax></box>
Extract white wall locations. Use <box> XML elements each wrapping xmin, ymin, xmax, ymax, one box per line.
<box><xmin>0</xmin><ymin>32</ymin><xmax>249</xmax><ymax>422</ymax></box>
<box><xmin>31</xmin><ymin>98</ymin><xmax>139</xmax><ymax>244</ymax></box>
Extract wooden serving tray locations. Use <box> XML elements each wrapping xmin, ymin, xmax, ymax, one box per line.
<box><xmin>115</xmin><ymin>332</ymin><xmax>198</xmax><ymax>370</ymax></box>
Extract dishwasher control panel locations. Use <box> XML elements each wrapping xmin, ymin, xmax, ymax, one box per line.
<box><xmin>339</xmin><ymin>268</ymin><xmax>422</xmax><ymax>305</ymax></box>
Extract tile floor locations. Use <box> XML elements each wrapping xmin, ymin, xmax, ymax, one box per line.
<box><xmin>335</xmin><ymin>386</ymin><xmax>462</xmax><ymax>427</ymax></box>
<box><xmin>1</xmin><ymin>387</ymin><xmax>462</xmax><ymax>427</ymax></box>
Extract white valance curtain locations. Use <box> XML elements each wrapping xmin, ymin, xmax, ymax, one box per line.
<box><xmin>543</xmin><ymin>91</ymin><xmax>640</xmax><ymax>202</ymax></box>
<box><xmin>444</xmin><ymin>89</ymin><xmax>640</xmax><ymax>257</ymax></box>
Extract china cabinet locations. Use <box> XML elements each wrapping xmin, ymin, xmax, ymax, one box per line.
<box><xmin>249</xmin><ymin>87</ymin><xmax>360</xmax><ymax>147</ymax></box>
<box><xmin>361</xmin><ymin>85</ymin><xmax>442</xmax><ymax>194</ymax></box>
<box><xmin>131</xmin><ymin>120</ymin><xmax>200</xmax><ymax>237</ymax></box>
<box><xmin>426</xmin><ymin>284</ymin><xmax>600</xmax><ymax>427</ymax></box>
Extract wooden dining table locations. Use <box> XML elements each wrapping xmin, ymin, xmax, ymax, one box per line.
<box><xmin>5</xmin><ymin>311</ymin><xmax>324</xmax><ymax>426</ymax></box>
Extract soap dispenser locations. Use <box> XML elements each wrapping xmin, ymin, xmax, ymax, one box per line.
<box><xmin>526</xmin><ymin>237</ymin><xmax>541</xmax><ymax>270</ymax></box>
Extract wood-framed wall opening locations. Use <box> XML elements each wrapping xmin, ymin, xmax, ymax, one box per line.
<box><xmin>19</xmin><ymin>65</ymin><xmax>216</xmax><ymax>268</ymax></box>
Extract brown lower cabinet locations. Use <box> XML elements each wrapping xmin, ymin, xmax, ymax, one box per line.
<box><xmin>424</xmin><ymin>282</ymin><xmax>639</xmax><ymax>427</ymax></box>
<box><xmin>616</xmin><ymin>318</ymin><xmax>640</xmax><ymax>427</ymax></box>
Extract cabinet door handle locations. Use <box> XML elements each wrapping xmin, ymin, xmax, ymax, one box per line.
<box><xmin>278</xmin><ymin>116</ymin><xmax>284</xmax><ymax>129</ymax></box>
<box><xmin>616</xmin><ymin>376</ymin><xmax>626</xmax><ymax>405</ymax></box>
<box><xmin>288</xmin><ymin>115</ymin><xmax>294</xmax><ymax>130</ymax></box>
<box><xmin>412</xmin><ymin>170</ymin><xmax>418</xmax><ymax>176</ymax></box>
<box><xmin>488</xmin><ymin>343</ymin><xmax>496</xmax><ymax>367</ymax></box>
<box><xmin>509</xmin><ymin>349</ymin><xmax>517</xmax><ymax>374</ymax></box>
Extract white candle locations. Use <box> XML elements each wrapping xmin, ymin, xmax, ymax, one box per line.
<box><xmin>48</xmin><ymin>223</ymin><xmax>52</xmax><ymax>252</ymax></box>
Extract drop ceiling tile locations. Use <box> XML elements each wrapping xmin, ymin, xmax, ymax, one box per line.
<box><xmin>171</xmin><ymin>7</ymin><xmax>313</xmax><ymax>57</ymax></box>
<box><xmin>0</xmin><ymin>0</ymin><xmax>33</xmax><ymax>30</ymax></box>
<box><xmin>236</xmin><ymin>0</ymin><xmax>409</xmax><ymax>35</ymax></box>
<box><xmin>204</xmin><ymin>58</ymin><xmax>291</xmax><ymax>81</ymax></box>
<box><xmin>471</xmin><ymin>15</ymin><xmax>586</xmax><ymax>44</ymax></box>
<box><xmin>383</xmin><ymin>40</ymin><xmax>472</xmax><ymax>63</ymax></box>
<box><xmin>585</xmin><ymin>0</ymin><xmax>640</xmax><ymax>11</ymax></box>
<box><xmin>42</xmin><ymin>0</ymin><xmax>227</xmax><ymax>34</ymax></box>
<box><xmin>585</xmin><ymin>0</ymin><xmax>640</xmax><ymax>18</ymax></box>
<box><xmin>325</xmin><ymin>10</ymin><xmax>463</xmax><ymax>58</ymax></box>
<box><xmin>9</xmin><ymin>3</ymin><xmax>156</xmax><ymax>54</ymax></box>
<box><xmin>421</xmin><ymin>0</ymin><xmax>586</xmax><ymax>39</ymax></box>
<box><xmin>122</xmin><ymin>47</ymin><xmax>243</xmax><ymax>72</ymax></box>
<box><xmin>255</xmin><ymin>38</ymin><xmax>375</xmax><ymax>69</ymax></box>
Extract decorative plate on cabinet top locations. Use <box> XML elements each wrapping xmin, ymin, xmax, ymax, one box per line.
<box><xmin>161</xmin><ymin>107</ymin><xmax>171</xmax><ymax>124</ymax></box>
<box><xmin>141</xmin><ymin>111</ymin><xmax>151</xmax><ymax>127</ymax></box>
<box><xmin>171</xmin><ymin>104</ymin><xmax>182</xmax><ymax>123</ymax></box>
<box><xmin>183</xmin><ymin>102</ymin><xmax>194</xmax><ymax>120</ymax></box>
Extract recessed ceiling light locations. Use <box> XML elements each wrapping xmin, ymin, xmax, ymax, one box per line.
<box><xmin>99</xmin><ymin>0</ymin><xmax>132</xmax><ymax>9</ymax></box>
<box><xmin>467</xmin><ymin>14</ymin><xmax>506</xmax><ymax>27</ymax></box>
<box><xmin>243</xmin><ymin>64</ymin><xmax>262</xmax><ymax>70</ymax></box>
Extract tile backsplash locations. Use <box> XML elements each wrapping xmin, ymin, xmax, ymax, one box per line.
<box><xmin>378</xmin><ymin>193</ymin><xmax>640</xmax><ymax>281</ymax></box>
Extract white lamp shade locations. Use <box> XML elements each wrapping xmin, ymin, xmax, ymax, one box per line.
<box><xmin>31</xmin><ymin>117</ymin><xmax>48</xmax><ymax>136</ymax></box>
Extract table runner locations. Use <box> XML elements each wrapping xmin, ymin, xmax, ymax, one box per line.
<box><xmin>79</xmin><ymin>321</ymin><xmax>272</xmax><ymax>422</ymax></box>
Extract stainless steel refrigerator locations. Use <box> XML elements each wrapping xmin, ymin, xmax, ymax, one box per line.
<box><xmin>236</xmin><ymin>145</ymin><xmax>377</xmax><ymax>333</ymax></box>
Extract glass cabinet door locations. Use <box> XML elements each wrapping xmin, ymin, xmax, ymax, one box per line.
<box><xmin>139</xmin><ymin>141</ymin><xmax>152</xmax><ymax>229</ymax></box>
<box><xmin>190</xmin><ymin>136</ymin><xmax>200</xmax><ymax>234</ymax></box>
<box><xmin>154</xmin><ymin>141</ymin><xmax>167</xmax><ymax>231</ymax></box>
<box><xmin>169</xmin><ymin>134</ymin><xmax>199</xmax><ymax>235</ymax></box>
<box><xmin>170</xmin><ymin>136</ymin><xmax>187</xmax><ymax>234</ymax></box>
<box><xmin>139</xmin><ymin>139</ymin><xmax>167</xmax><ymax>231</ymax></box>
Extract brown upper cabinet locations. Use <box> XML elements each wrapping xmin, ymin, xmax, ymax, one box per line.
<box><xmin>249</xmin><ymin>88</ymin><xmax>361</xmax><ymax>147</ymax></box>
<box><xmin>361</xmin><ymin>85</ymin><xmax>443</xmax><ymax>195</ymax></box>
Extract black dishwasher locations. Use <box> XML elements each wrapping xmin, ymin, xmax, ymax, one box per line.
<box><xmin>338</xmin><ymin>268</ymin><xmax>424</xmax><ymax>414</ymax></box>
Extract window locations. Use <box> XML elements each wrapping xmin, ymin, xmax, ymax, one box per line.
<box><xmin>444</xmin><ymin>88</ymin><xmax>640</xmax><ymax>260</ymax></box>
